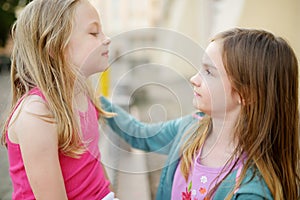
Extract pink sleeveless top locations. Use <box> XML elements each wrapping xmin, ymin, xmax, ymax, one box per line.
<box><xmin>6</xmin><ymin>88</ymin><xmax>110</xmax><ymax>200</ymax></box>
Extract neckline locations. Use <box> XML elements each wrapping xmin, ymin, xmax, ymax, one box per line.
<box><xmin>194</xmin><ymin>145</ymin><xmax>245</xmax><ymax>171</ymax></box>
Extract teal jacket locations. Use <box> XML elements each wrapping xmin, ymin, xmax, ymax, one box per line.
<box><xmin>101</xmin><ymin>97</ymin><xmax>273</xmax><ymax>200</ymax></box>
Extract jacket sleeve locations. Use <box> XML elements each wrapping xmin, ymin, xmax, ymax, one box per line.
<box><xmin>100</xmin><ymin>96</ymin><xmax>189</xmax><ymax>154</ymax></box>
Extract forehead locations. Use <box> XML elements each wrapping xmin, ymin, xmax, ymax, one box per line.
<box><xmin>74</xmin><ymin>0</ymin><xmax>101</xmax><ymax>25</ymax></box>
<box><xmin>202</xmin><ymin>41</ymin><xmax>224</xmax><ymax>70</ymax></box>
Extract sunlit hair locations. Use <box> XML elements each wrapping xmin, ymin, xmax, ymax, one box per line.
<box><xmin>181</xmin><ymin>28</ymin><xmax>299</xmax><ymax>200</ymax></box>
<box><xmin>1</xmin><ymin>0</ymin><xmax>114</xmax><ymax>157</ymax></box>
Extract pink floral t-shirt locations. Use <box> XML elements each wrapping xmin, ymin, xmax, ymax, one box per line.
<box><xmin>172</xmin><ymin>149</ymin><xmax>243</xmax><ymax>200</ymax></box>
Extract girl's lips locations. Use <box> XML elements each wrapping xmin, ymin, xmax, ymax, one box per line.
<box><xmin>102</xmin><ymin>50</ymin><xmax>109</xmax><ymax>57</ymax></box>
<box><xmin>194</xmin><ymin>91</ymin><xmax>201</xmax><ymax>97</ymax></box>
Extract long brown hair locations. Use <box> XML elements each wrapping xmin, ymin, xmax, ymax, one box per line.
<box><xmin>1</xmin><ymin>0</ymin><xmax>114</xmax><ymax>157</ymax></box>
<box><xmin>181</xmin><ymin>28</ymin><xmax>299</xmax><ymax>199</ymax></box>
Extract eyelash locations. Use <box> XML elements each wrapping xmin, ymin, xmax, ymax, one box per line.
<box><xmin>201</xmin><ymin>68</ymin><xmax>212</xmax><ymax>76</ymax></box>
<box><xmin>90</xmin><ymin>33</ymin><xmax>99</xmax><ymax>37</ymax></box>
<box><xmin>205</xmin><ymin>69</ymin><xmax>211</xmax><ymax>75</ymax></box>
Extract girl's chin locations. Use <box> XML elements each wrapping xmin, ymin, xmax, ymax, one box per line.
<box><xmin>192</xmin><ymin>101</ymin><xmax>202</xmax><ymax>111</ymax></box>
<box><xmin>192</xmin><ymin>100</ymin><xmax>209</xmax><ymax>113</ymax></box>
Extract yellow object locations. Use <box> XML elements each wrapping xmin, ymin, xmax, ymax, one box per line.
<box><xmin>98</xmin><ymin>69</ymin><xmax>110</xmax><ymax>97</ymax></box>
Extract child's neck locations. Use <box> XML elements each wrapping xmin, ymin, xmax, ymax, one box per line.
<box><xmin>199</xmin><ymin>111</ymin><xmax>239</xmax><ymax>167</ymax></box>
<box><xmin>209</xmin><ymin>107</ymin><xmax>241</xmax><ymax>145</ymax></box>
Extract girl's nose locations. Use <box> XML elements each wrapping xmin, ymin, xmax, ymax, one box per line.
<box><xmin>190</xmin><ymin>73</ymin><xmax>201</xmax><ymax>87</ymax></box>
<box><xmin>102</xmin><ymin>36</ymin><xmax>111</xmax><ymax>45</ymax></box>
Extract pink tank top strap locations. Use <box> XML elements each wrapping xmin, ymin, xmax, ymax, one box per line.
<box><xmin>28</xmin><ymin>87</ymin><xmax>46</xmax><ymax>101</ymax></box>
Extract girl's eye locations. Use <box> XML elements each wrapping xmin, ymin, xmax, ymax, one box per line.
<box><xmin>201</xmin><ymin>68</ymin><xmax>212</xmax><ymax>76</ymax></box>
<box><xmin>205</xmin><ymin>69</ymin><xmax>211</xmax><ymax>75</ymax></box>
<box><xmin>90</xmin><ymin>33</ymin><xmax>99</xmax><ymax>37</ymax></box>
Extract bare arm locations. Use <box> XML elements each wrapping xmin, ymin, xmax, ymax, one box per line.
<box><xmin>9</xmin><ymin>95</ymin><xmax>68</xmax><ymax>200</ymax></box>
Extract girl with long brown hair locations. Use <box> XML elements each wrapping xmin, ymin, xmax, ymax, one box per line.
<box><xmin>101</xmin><ymin>28</ymin><xmax>299</xmax><ymax>199</ymax></box>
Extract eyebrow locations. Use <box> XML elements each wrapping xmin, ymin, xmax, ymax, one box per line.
<box><xmin>88</xmin><ymin>21</ymin><xmax>101</xmax><ymax>29</ymax></box>
<box><xmin>203</xmin><ymin>63</ymin><xmax>217</xmax><ymax>70</ymax></box>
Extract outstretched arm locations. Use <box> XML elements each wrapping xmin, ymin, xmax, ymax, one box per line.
<box><xmin>101</xmin><ymin>96</ymin><xmax>190</xmax><ymax>154</ymax></box>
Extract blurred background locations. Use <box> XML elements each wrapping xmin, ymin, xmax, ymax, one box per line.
<box><xmin>0</xmin><ymin>0</ymin><xmax>299</xmax><ymax>199</ymax></box>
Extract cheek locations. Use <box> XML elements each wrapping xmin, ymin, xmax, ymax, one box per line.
<box><xmin>66</xmin><ymin>43</ymin><xmax>84</xmax><ymax>67</ymax></box>
<box><xmin>208</xmin><ymin>82</ymin><xmax>227</xmax><ymax>105</ymax></box>
<box><xmin>85</xmin><ymin>45</ymin><xmax>104</xmax><ymax>67</ymax></box>
<box><xmin>205</xmin><ymin>79</ymin><xmax>224</xmax><ymax>96</ymax></box>
<box><xmin>67</xmin><ymin>38</ymin><xmax>97</xmax><ymax>68</ymax></box>
<box><xmin>213</xmin><ymin>85</ymin><xmax>237</xmax><ymax>111</ymax></box>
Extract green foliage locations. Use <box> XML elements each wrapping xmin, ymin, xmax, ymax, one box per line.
<box><xmin>0</xmin><ymin>0</ymin><xmax>30</xmax><ymax>47</ymax></box>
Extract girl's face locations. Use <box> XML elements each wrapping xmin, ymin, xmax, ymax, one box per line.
<box><xmin>190</xmin><ymin>41</ymin><xmax>240</xmax><ymax>117</ymax></box>
<box><xmin>66</xmin><ymin>0</ymin><xmax>110</xmax><ymax>77</ymax></box>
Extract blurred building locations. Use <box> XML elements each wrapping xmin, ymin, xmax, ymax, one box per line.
<box><xmin>91</xmin><ymin>0</ymin><xmax>165</xmax><ymax>33</ymax></box>
<box><xmin>238</xmin><ymin>0</ymin><xmax>300</xmax><ymax>61</ymax></box>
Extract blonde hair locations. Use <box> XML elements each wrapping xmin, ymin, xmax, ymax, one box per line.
<box><xmin>181</xmin><ymin>28</ymin><xmax>299</xmax><ymax>200</ymax></box>
<box><xmin>1</xmin><ymin>0</ymin><xmax>114</xmax><ymax>157</ymax></box>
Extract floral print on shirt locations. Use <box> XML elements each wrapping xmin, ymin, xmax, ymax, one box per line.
<box><xmin>181</xmin><ymin>178</ymin><xmax>209</xmax><ymax>200</ymax></box>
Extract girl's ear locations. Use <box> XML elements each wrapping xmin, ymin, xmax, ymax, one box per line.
<box><xmin>237</xmin><ymin>97</ymin><xmax>246</xmax><ymax>105</ymax></box>
<box><xmin>234</xmin><ymin>92</ymin><xmax>245</xmax><ymax>105</ymax></box>
<box><xmin>232</xmin><ymin>89</ymin><xmax>242</xmax><ymax>105</ymax></box>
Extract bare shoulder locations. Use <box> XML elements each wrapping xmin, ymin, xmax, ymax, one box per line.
<box><xmin>8</xmin><ymin>95</ymin><xmax>57</xmax><ymax>145</ymax></box>
<box><xmin>22</xmin><ymin>94</ymin><xmax>52</xmax><ymax>116</ymax></box>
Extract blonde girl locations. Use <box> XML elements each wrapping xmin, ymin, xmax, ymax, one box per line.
<box><xmin>101</xmin><ymin>28</ymin><xmax>299</xmax><ymax>200</ymax></box>
<box><xmin>2</xmin><ymin>0</ymin><xmax>116</xmax><ymax>199</ymax></box>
